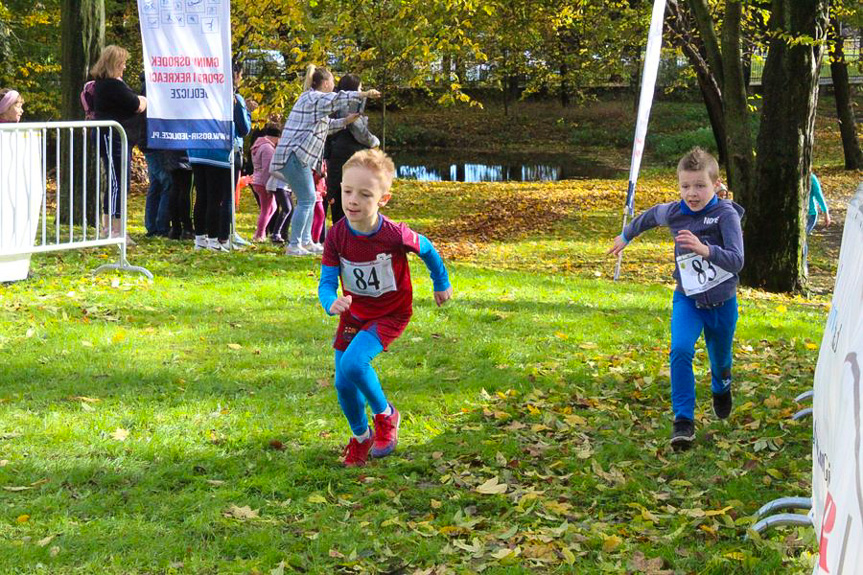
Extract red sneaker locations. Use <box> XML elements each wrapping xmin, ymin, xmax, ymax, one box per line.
<box><xmin>342</xmin><ymin>430</ymin><xmax>375</xmax><ymax>467</ymax></box>
<box><xmin>371</xmin><ymin>405</ymin><xmax>400</xmax><ymax>458</ymax></box>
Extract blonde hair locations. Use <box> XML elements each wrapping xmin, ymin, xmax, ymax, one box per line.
<box><xmin>90</xmin><ymin>45</ymin><xmax>129</xmax><ymax>79</ymax></box>
<box><xmin>303</xmin><ymin>64</ymin><xmax>333</xmax><ymax>91</ymax></box>
<box><xmin>343</xmin><ymin>149</ymin><xmax>395</xmax><ymax>192</ymax></box>
<box><xmin>677</xmin><ymin>147</ymin><xmax>719</xmax><ymax>181</ymax></box>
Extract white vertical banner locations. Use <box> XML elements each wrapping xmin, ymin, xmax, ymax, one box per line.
<box><xmin>0</xmin><ymin>131</ymin><xmax>44</xmax><ymax>282</ymax></box>
<box><xmin>625</xmin><ymin>0</ymin><xmax>666</xmax><ymax>212</ymax></box>
<box><xmin>137</xmin><ymin>0</ymin><xmax>233</xmax><ymax>150</ymax></box>
<box><xmin>614</xmin><ymin>0</ymin><xmax>666</xmax><ymax>281</ymax></box>
<box><xmin>811</xmin><ymin>183</ymin><xmax>863</xmax><ymax>574</ymax></box>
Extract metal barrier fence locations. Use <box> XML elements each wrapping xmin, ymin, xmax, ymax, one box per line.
<box><xmin>0</xmin><ymin>120</ymin><xmax>152</xmax><ymax>280</ymax></box>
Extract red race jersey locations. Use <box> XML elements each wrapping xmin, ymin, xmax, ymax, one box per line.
<box><xmin>322</xmin><ymin>215</ymin><xmax>422</xmax><ymax>320</ymax></box>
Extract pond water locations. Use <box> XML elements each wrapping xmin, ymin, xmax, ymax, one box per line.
<box><xmin>391</xmin><ymin>151</ymin><xmax>622</xmax><ymax>182</ymax></box>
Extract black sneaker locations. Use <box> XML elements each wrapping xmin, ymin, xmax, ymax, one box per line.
<box><xmin>670</xmin><ymin>418</ymin><xmax>695</xmax><ymax>451</ymax></box>
<box><xmin>713</xmin><ymin>388</ymin><xmax>733</xmax><ymax>420</ymax></box>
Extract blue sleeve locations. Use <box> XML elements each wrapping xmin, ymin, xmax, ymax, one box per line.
<box><xmin>234</xmin><ymin>94</ymin><xmax>252</xmax><ymax>138</ymax></box>
<box><xmin>418</xmin><ymin>235</ymin><xmax>450</xmax><ymax>292</ymax></box>
<box><xmin>318</xmin><ymin>264</ymin><xmax>340</xmax><ymax>315</ymax></box>
<box><xmin>811</xmin><ymin>174</ymin><xmax>829</xmax><ymax>215</ymax></box>
<box><xmin>706</xmin><ymin>209</ymin><xmax>744</xmax><ymax>273</ymax></box>
<box><xmin>623</xmin><ymin>203</ymin><xmax>670</xmax><ymax>242</ymax></box>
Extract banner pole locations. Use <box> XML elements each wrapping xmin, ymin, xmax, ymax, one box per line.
<box><xmin>615</xmin><ymin>0</ymin><xmax>666</xmax><ymax>281</ymax></box>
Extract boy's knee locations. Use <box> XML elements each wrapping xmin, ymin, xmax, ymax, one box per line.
<box><xmin>669</xmin><ymin>345</ymin><xmax>694</xmax><ymax>362</ymax></box>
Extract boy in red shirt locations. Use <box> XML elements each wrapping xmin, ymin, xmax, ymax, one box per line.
<box><xmin>318</xmin><ymin>149</ymin><xmax>452</xmax><ymax>467</ymax></box>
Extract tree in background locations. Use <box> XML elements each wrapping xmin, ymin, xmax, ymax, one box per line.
<box><xmin>828</xmin><ymin>0</ymin><xmax>863</xmax><ymax>170</ymax></box>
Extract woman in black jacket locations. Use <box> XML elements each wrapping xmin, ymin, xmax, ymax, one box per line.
<box><xmin>90</xmin><ymin>45</ymin><xmax>147</xmax><ymax>240</ymax></box>
<box><xmin>322</xmin><ymin>74</ymin><xmax>380</xmax><ymax>235</ymax></box>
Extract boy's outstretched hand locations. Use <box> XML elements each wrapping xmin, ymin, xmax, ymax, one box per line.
<box><xmin>675</xmin><ymin>230</ymin><xmax>710</xmax><ymax>257</ymax></box>
<box><xmin>434</xmin><ymin>287</ymin><xmax>453</xmax><ymax>307</ymax></box>
<box><xmin>329</xmin><ymin>295</ymin><xmax>352</xmax><ymax>315</ymax></box>
<box><xmin>607</xmin><ymin>235</ymin><xmax>627</xmax><ymax>256</ymax></box>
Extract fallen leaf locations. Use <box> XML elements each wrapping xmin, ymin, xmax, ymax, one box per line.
<box><xmin>602</xmin><ymin>534</ymin><xmax>622</xmax><ymax>552</ymax></box>
<box><xmin>269</xmin><ymin>440</ymin><xmax>285</xmax><ymax>451</ymax></box>
<box><xmin>224</xmin><ymin>505</ymin><xmax>259</xmax><ymax>520</ymax></box>
<box><xmin>16</xmin><ymin>514</ymin><xmax>30</xmax><ymax>523</ymax></box>
<box><xmin>270</xmin><ymin>561</ymin><xmax>286</xmax><ymax>575</ymax></box>
<box><xmin>50</xmin><ymin>546</ymin><xmax>60</xmax><ymax>557</ymax></box>
<box><xmin>308</xmin><ymin>494</ymin><xmax>328</xmax><ymax>504</ymax></box>
<box><xmin>227</xmin><ymin>343</ymin><xmax>242</xmax><ymax>350</ymax></box>
<box><xmin>37</xmin><ymin>535</ymin><xmax>55</xmax><ymax>547</ymax></box>
<box><xmin>476</xmin><ymin>477</ymin><xmax>508</xmax><ymax>495</ymax></box>
<box><xmin>3</xmin><ymin>486</ymin><xmax>32</xmax><ymax>492</ymax></box>
<box><xmin>110</xmin><ymin>428</ymin><xmax>129</xmax><ymax>441</ymax></box>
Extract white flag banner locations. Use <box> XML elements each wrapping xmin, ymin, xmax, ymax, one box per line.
<box><xmin>137</xmin><ymin>0</ymin><xmax>233</xmax><ymax>150</ymax></box>
<box><xmin>0</xmin><ymin>131</ymin><xmax>44</xmax><ymax>282</ymax></box>
<box><xmin>614</xmin><ymin>0</ymin><xmax>666</xmax><ymax>281</ymax></box>
<box><xmin>811</xmin><ymin>182</ymin><xmax>863</xmax><ymax>573</ymax></box>
<box><xmin>625</xmin><ymin>0</ymin><xmax>666</xmax><ymax>213</ymax></box>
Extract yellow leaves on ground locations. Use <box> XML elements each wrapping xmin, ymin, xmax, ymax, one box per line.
<box><xmin>307</xmin><ymin>494</ymin><xmax>328</xmax><ymax>504</ymax></box>
<box><xmin>110</xmin><ymin>428</ymin><xmax>129</xmax><ymax>442</ymax></box>
<box><xmin>601</xmin><ymin>534</ymin><xmax>622</xmax><ymax>552</ymax></box>
<box><xmin>227</xmin><ymin>343</ymin><xmax>242</xmax><ymax>350</ymax></box>
<box><xmin>475</xmin><ymin>477</ymin><xmax>508</xmax><ymax>495</ymax></box>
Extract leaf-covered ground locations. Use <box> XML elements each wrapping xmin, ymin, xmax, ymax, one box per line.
<box><xmin>0</xmin><ymin>162</ymin><xmax>859</xmax><ymax>574</ymax></box>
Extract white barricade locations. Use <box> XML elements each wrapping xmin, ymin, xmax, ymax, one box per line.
<box><xmin>0</xmin><ymin>120</ymin><xmax>152</xmax><ymax>281</ymax></box>
<box><xmin>812</xmin><ymin>182</ymin><xmax>863</xmax><ymax>573</ymax></box>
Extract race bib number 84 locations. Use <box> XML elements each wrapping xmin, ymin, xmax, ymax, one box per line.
<box><xmin>340</xmin><ymin>254</ymin><xmax>397</xmax><ymax>297</ymax></box>
<box><xmin>676</xmin><ymin>252</ymin><xmax>732</xmax><ymax>296</ymax></box>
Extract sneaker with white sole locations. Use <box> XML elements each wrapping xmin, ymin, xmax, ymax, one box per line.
<box><xmin>207</xmin><ymin>238</ymin><xmax>229</xmax><ymax>252</ymax></box>
<box><xmin>285</xmin><ymin>245</ymin><xmax>312</xmax><ymax>256</ymax></box>
<box><xmin>302</xmin><ymin>243</ymin><xmax>324</xmax><ymax>255</ymax></box>
<box><xmin>194</xmin><ymin>235</ymin><xmax>208</xmax><ymax>250</ymax></box>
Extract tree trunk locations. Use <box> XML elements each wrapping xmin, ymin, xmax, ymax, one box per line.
<box><xmin>743</xmin><ymin>0</ymin><xmax>829</xmax><ymax>291</ymax></box>
<box><xmin>829</xmin><ymin>19</ymin><xmax>863</xmax><ymax>170</ymax></box>
<box><xmin>381</xmin><ymin>95</ymin><xmax>387</xmax><ymax>152</ymax></box>
<box><xmin>720</xmin><ymin>1</ymin><xmax>754</xmax><ymax>203</ymax></box>
<box><xmin>60</xmin><ymin>0</ymin><xmax>104</xmax><ymax>225</ymax></box>
<box><xmin>559</xmin><ymin>63</ymin><xmax>570</xmax><ymax>108</ymax></box>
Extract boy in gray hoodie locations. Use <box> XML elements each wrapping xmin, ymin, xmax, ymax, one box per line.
<box><xmin>609</xmin><ymin>147</ymin><xmax>744</xmax><ymax>450</ymax></box>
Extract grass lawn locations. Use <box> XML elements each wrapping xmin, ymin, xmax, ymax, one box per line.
<box><xmin>0</xmin><ymin>159</ymin><xmax>860</xmax><ymax>574</ymax></box>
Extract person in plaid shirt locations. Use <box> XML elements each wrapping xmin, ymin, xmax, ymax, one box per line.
<box><xmin>318</xmin><ymin>149</ymin><xmax>452</xmax><ymax>467</ymax></box>
<box><xmin>270</xmin><ymin>65</ymin><xmax>380</xmax><ymax>256</ymax></box>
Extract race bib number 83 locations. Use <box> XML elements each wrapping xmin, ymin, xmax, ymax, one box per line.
<box><xmin>340</xmin><ymin>254</ymin><xmax>397</xmax><ymax>297</ymax></box>
<box><xmin>676</xmin><ymin>252</ymin><xmax>732</xmax><ymax>296</ymax></box>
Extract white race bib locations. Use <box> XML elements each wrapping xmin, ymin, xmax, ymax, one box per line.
<box><xmin>676</xmin><ymin>252</ymin><xmax>733</xmax><ymax>296</ymax></box>
<box><xmin>340</xmin><ymin>254</ymin><xmax>397</xmax><ymax>297</ymax></box>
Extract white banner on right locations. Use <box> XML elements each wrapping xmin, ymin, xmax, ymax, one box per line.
<box><xmin>812</xmin><ymin>182</ymin><xmax>863</xmax><ymax>573</ymax></box>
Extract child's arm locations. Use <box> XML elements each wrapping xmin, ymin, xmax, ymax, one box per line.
<box><xmin>318</xmin><ymin>265</ymin><xmax>352</xmax><ymax>315</ymax></box>
<box><xmin>677</xmin><ymin>212</ymin><xmax>743</xmax><ymax>273</ymax></box>
<box><xmin>606</xmin><ymin>203</ymin><xmax>671</xmax><ymax>255</ymax></box>
<box><xmin>811</xmin><ymin>175</ymin><xmax>832</xmax><ymax>225</ymax></box>
<box><xmin>417</xmin><ymin>235</ymin><xmax>452</xmax><ymax>306</ymax></box>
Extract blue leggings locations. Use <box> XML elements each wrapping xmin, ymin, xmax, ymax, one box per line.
<box><xmin>669</xmin><ymin>291</ymin><xmax>738</xmax><ymax>421</ymax></box>
<box><xmin>334</xmin><ymin>330</ymin><xmax>388</xmax><ymax>435</ymax></box>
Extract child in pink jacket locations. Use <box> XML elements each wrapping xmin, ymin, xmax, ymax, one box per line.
<box><xmin>250</xmin><ymin>123</ymin><xmax>282</xmax><ymax>241</ymax></box>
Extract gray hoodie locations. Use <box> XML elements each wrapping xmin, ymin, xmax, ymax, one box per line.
<box><xmin>623</xmin><ymin>197</ymin><xmax>745</xmax><ymax>306</ymax></box>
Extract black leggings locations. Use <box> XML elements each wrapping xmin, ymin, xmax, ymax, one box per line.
<box><xmin>269</xmin><ymin>189</ymin><xmax>292</xmax><ymax>239</ymax></box>
<box><xmin>170</xmin><ymin>168</ymin><xmax>194</xmax><ymax>232</ymax></box>
<box><xmin>192</xmin><ymin>164</ymin><xmax>230</xmax><ymax>239</ymax></box>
